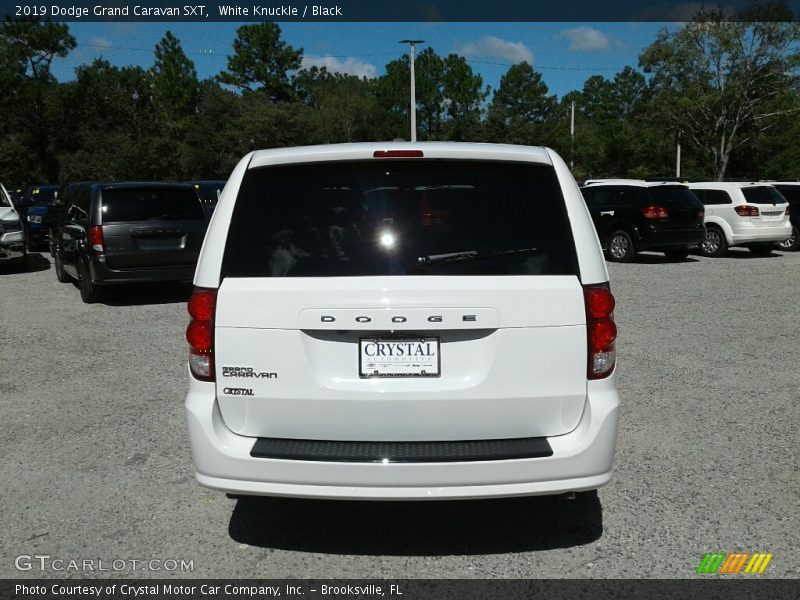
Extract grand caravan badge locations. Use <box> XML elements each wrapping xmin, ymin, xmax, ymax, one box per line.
<box><xmin>222</xmin><ymin>366</ymin><xmax>278</xmax><ymax>379</ymax></box>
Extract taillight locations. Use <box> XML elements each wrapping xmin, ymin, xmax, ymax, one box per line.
<box><xmin>187</xmin><ymin>287</ymin><xmax>217</xmax><ymax>381</ymax></box>
<box><xmin>734</xmin><ymin>205</ymin><xmax>760</xmax><ymax>217</ymax></box>
<box><xmin>583</xmin><ymin>283</ymin><xmax>617</xmax><ymax>379</ymax></box>
<box><xmin>641</xmin><ymin>205</ymin><xmax>669</xmax><ymax>220</ymax></box>
<box><xmin>785</xmin><ymin>206</ymin><xmax>791</xmax><ymax>216</ymax></box>
<box><xmin>373</xmin><ymin>150</ymin><xmax>424</xmax><ymax>158</ymax></box>
<box><xmin>87</xmin><ymin>225</ymin><xmax>104</xmax><ymax>252</ymax></box>
<box><xmin>698</xmin><ymin>209</ymin><xmax>705</xmax><ymax>219</ymax></box>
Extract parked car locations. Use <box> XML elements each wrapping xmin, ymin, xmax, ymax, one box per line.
<box><xmin>688</xmin><ymin>182</ymin><xmax>792</xmax><ymax>257</ymax></box>
<box><xmin>767</xmin><ymin>182</ymin><xmax>800</xmax><ymax>251</ymax></box>
<box><xmin>186</xmin><ymin>180</ymin><xmax>226</xmax><ymax>217</ymax></box>
<box><xmin>0</xmin><ymin>183</ymin><xmax>26</xmax><ymax>268</ymax></box>
<box><xmin>185</xmin><ymin>142</ymin><xmax>620</xmax><ymax>501</ymax></box>
<box><xmin>580</xmin><ymin>179</ymin><xmax>706</xmax><ymax>262</ymax></box>
<box><xmin>19</xmin><ymin>184</ymin><xmax>60</xmax><ymax>251</ymax></box>
<box><xmin>52</xmin><ymin>182</ymin><xmax>207</xmax><ymax>303</ymax></box>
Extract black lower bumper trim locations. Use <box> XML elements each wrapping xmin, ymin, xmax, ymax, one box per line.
<box><xmin>250</xmin><ymin>437</ymin><xmax>553</xmax><ymax>463</ymax></box>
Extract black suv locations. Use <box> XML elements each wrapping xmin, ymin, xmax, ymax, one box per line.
<box><xmin>580</xmin><ymin>180</ymin><xmax>706</xmax><ymax>262</ymax></box>
<box><xmin>52</xmin><ymin>182</ymin><xmax>208</xmax><ymax>303</ymax></box>
<box><xmin>771</xmin><ymin>183</ymin><xmax>799</xmax><ymax>251</ymax></box>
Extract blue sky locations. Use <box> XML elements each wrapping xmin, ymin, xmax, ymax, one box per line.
<box><xmin>51</xmin><ymin>22</ymin><xmax>675</xmax><ymax>98</ymax></box>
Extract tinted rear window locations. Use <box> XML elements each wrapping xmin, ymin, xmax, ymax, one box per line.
<box><xmin>774</xmin><ymin>186</ymin><xmax>800</xmax><ymax>204</ymax></box>
<box><xmin>742</xmin><ymin>187</ymin><xmax>786</xmax><ymax>205</ymax></box>
<box><xmin>647</xmin><ymin>186</ymin><xmax>702</xmax><ymax>206</ymax></box>
<box><xmin>222</xmin><ymin>160</ymin><xmax>578</xmax><ymax>277</ymax></box>
<box><xmin>101</xmin><ymin>188</ymin><xmax>204</xmax><ymax>223</ymax></box>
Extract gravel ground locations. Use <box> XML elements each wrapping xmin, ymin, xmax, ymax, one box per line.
<box><xmin>1</xmin><ymin>249</ymin><xmax>798</xmax><ymax>579</ymax></box>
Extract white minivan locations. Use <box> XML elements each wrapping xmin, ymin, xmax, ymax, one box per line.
<box><xmin>688</xmin><ymin>182</ymin><xmax>791</xmax><ymax>257</ymax></box>
<box><xmin>184</xmin><ymin>143</ymin><xmax>620</xmax><ymax>500</ymax></box>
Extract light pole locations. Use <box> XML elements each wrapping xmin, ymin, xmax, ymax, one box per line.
<box><xmin>399</xmin><ymin>39</ymin><xmax>424</xmax><ymax>142</ymax></box>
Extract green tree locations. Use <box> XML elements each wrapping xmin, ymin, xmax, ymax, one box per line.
<box><xmin>487</xmin><ymin>62</ymin><xmax>555</xmax><ymax>145</ymax></box>
<box><xmin>442</xmin><ymin>54</ymin><xmax>488</xmax><ymax>141</ymax></box>
<box><xmin>294</xmin><ymin>66</ymin><xmax>380</xmax><ymax>143</ymax></box>
<box><xmin>217</xmin><ymin>23</ymin><xmax>302</xmax><ymax>101</ymax></box>
<box><xmin>152</xmin><ymin>31</ymin><xmax>198</xmax><ymax>122</ymax></box>
<box><xmin>640</xmin><ymin>7</ymin><xmax>800</xmax><ymax>180</ymax></box>
<box><xmin>0</xmin><ymin>18</ymin><xmax>75</xmax><ymax>183</ymax></box>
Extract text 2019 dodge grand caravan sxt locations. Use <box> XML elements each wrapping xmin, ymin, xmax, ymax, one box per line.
<box><xmin>185</xmin><ymin>143</ymin><xmax>620</xmax><ymax>500</ymax></box>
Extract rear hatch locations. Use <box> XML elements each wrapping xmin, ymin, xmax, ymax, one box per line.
<box><xmin>742</xmin><ymin>186</ymin><xmax>790</xmax><ymax>227</ymax></box>
<box><xmin>101</xmin><ymin>186</ymin><xmax>207</xmax><ymax>269</ymax></box>
<box><xmin>646</xmin><ymin>185</ymin><xmax>705</xmax><ymax>230</ymax></box>
<box><xmin>214</xmin><ymin>159</ymin><xmax>589</xmax><ymax>442</ymax></box>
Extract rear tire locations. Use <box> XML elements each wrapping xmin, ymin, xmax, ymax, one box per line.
<box><xmin>78</xmin><ymin>259</ymin><xmax>101</xmax><ymax>304</ymax></box>
<box><xmin>54</xmin><ymin>249</ymin><xmax>70</xmax><ymax>283</ymax></box>
<box><xmin>748</xmin><ymin>244</ymin><xmax>775</xmax><ymax>257</ymax></box>
<box><xmin>605</xmin><ymin>230</ymin><xmax>635</xmax><ymax>263</ymax></box>
<box><xmin>777</xmin><ymin>225</ymin><xmax>799</xmax><ymax>251</ymax></box>
<box><xmin>699</xmin><ymin>226</ymin><xmax>728</xmax><ymax>257</ymax></box>
<box><xmin>664</xmin><ymin>248</ymin><xmax>691</xmax><ymax>261</ymax></box>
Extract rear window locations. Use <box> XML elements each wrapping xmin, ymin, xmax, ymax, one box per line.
<box><xmin>647</xmin><ymin>186</ymin><xmax>703</xmax><ymax>206</ymax></box>
<box><xmin>774</xmin><ymin>186</ymin><xmax>800</xmax><ymax>204</ymax></box>
<box><xmin>742</xmin><ymin>187</ymin><xmax>786</xmax><ymax>205</ymax></box>
<box><xmin>222</xmin><ymin>160</ymin><xmax>578</xmax><ymax>277</ymax></box>
<box><xmin>100</xmin><ymin>188</ymin><xmax>205</xmax><ymax>223</ymax></box>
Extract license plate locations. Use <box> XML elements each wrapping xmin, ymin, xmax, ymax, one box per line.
<box><xmin>359</xmin><ymin>337</ymin><xmax>440</xmax><ymax>378</ymax></box>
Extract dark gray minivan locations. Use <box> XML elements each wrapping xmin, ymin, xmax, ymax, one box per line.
<box><xmin>53</xmin><ymin>182</ymin><xmax>207</xmax><ymax>303</ymax></box>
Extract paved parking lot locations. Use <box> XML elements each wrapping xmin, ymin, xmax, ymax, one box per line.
<box><xmin>1</xmin><ymin>249</ymin><xmax>798</xmax><ymax>578</ymax></box>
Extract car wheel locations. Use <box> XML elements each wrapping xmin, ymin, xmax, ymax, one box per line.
<box><xmin>748</xmin><ymin>244</ymin><xmax>775</xmax><ymax>257</ymax></box>
<box><xmin>54</xmin><ymin>249</ymin><xmax>70</xmax><ymax>283</ymax></box>
<box><xmin>664</xmin><ymin>248</ymin><xmax>691</xmax><ymax>261</ymax></box>
<box><xmin>78</xmin><ymin>259</ymin><xmax>101</xmax><ymax>303</ymax></box>
<box><xmin>699</xmin><ymin>226</ymin><xmax>728</xmax><ymax>257</ymax></box>
<box><xmin>606</xmin><ymin>230</ymin><xmax>635</xmax><ymax>263</ymax></box>
<box><xmin>777</xmin><ymin>225</ymin><xmax>799</xmax><ymax>251</ymax></box>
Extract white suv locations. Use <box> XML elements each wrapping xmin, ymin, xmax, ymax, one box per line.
<box><xmin>185</xmin><ymin>143</ymin><xmax>620</xmax><ymax>500</ymax></box>
<box><xmin>688</xmin><ymin>182</ymin><xmax>791</xmax><ymax>257</ymax></box>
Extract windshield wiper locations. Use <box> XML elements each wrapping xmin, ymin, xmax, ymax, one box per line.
<box><xmin>417</xmin><ymin>247</ymin><xmax>538</xmax><ymax>266</ymax></box>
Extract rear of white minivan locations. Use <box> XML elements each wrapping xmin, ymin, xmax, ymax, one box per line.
<box><xmin>185</xmin><ymin>143</ymin><xmax>620</xmax><ymax>500</ymax></box>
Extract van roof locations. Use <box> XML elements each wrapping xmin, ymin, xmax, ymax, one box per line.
<box><xmin>688</xmin><ymin>182</ymin><xmax>776</xmax><ymax>190</ymax></box>
<box><xmin>248</xmin><ymin>142</ymin><xmax>553</xmax><ymax>169</ymax></box>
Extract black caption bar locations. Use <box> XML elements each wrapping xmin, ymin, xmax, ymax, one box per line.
<box><xmin>4</xmin><ymin>580</ymin><xmax>800</xmax><ymax>600</ymax></box>
<box><xmin>3</xmin><ymin>0</ymin><xmax>800</xmax><ymax>22</ymax></box>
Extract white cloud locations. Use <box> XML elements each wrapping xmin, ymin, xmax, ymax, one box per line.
<box><xmin>456</xmin><ymin>36</ymin><xmax>534</xmax><ymax>65</ymax></box>
<box><xmin>301</xmin><ymin>56</ymin><xmax>377</xmax><ymax>79</ymax></box>
<box><xmin>558</xmin><ymin>27</ymin><xmax>611</xmax><ymax>52</ymax></box>
<box><xmin>89</xmin><ymin>37</ymin><xmax>113</xmax><ymax>49</ymax></box>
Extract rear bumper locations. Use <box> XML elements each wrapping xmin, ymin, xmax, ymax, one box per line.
<box><xmin>185</xmin><ymin>375</ymin><xmax>620</xmax><ymax>500</ymax></box>
<box><xmin>636</xmin><ymin>226</ymin><xmax>705</xmax><ymax>251</ymax></box>
<box><xmin>87</xmin><ymin>256</ymin><xmax>195</xmax><ymax>285</ymax></box>
<box><xmin>729</xmin><ymin>221</ymin><xmax>792</xmax><ymax>245</ymax></box>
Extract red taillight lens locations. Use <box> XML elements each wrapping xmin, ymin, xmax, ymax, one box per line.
<box><xmin>735</xmin><ymin>205</ymin><xmax>760</xmax><ymax>217</ymax></box>
<box><xmin>641</xmin><ymin>205</ymin><xmax>669</xmax><ymax>220</ymax></box>
<box><xmin>87</xmin><ymin>225</ymin><xmax>104</xmax><ymax>252</ymax></box>
<box><xmin>585</xmin><ymin>286</ymin><xmax>616</xmax><ymax>319</ymax></box>
<box><xmin>186</xmin><ymin>320</ymin><xmax>212</xmax><ymax>351</ymax></box>
<box><xmin>698</xmin><ymin>209</ymin><xmax>705</xmax><ymax>219</ymax></box>
<box><xmin>590</xmin><ymin>318</ymin><xmax>618</xmax><ymax>351</ymax></box>
<box><xmin>186</xmin><ymin>287</ymin><xmax>217</xmax><ymax>381</ymax></box>
<box><xmin>583</xmin><ymin>283</ymin><xmax>617</xmax><ymax>379</ymax></box>
<box><xmin>785</xmin><ymin>206</ymin><xmax>791</xmax><ymax>216</ymax></box>
<box><xmin>373</xmin><ymin>150</ymin><xmax>424</xmax><ymax>158</ymax></box>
